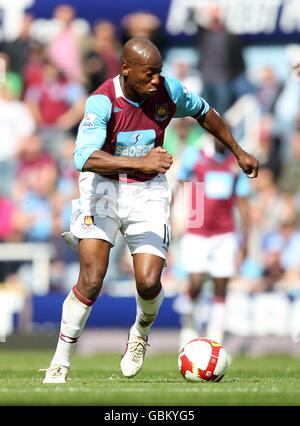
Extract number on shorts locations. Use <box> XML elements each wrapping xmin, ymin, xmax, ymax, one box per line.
<box><xmin>163</xmin><ymin>224</ymin><xmax>170</xmax><ymax>248</ymax></box>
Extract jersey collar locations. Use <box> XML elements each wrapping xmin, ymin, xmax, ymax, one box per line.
<box><xmin>113</xmin><ymin>75</ymin><xmax>147</xmax><ymax>107</ymax></box>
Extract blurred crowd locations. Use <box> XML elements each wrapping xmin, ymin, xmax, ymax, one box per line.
<box><xmin>1</xmin><ymin>3</ymin><xmax>300</xmax><ymax>303</ymax></box>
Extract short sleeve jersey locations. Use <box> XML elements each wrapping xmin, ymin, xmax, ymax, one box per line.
<box><xmin>74</xmin><ymin>75</ymin><xmax>209</xmax><ymax>182</ymax></box>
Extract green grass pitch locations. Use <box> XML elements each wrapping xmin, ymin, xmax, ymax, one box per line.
<box><xmin>0</xmin><ymin>351</ymin><xmax>300</xmax><ymax>405</ymax></box>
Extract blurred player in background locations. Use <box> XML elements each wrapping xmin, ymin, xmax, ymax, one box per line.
<box><xmin>174</xmin><ymin>137</ymin><xmax>251</xmax><ymax>348</ymax></box>
<box><xmin>192</xmin><ymin>3</ymin><xmax>249</xmax><ymax>114</ymax></box>
<box><xmin>41</xmin><ymin>37</ymin><xmax>258</xmax><ymax>383</ymax></box>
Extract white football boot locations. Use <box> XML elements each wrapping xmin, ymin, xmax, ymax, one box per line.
<box><xmin>41</xmin><ymin>365</ymin><xmax>69</xmax><ymax>384</ymax></box>
<box><xmin>120</xmin><ymin>329</ymin><xmax>149</xmax><ymax>378</ymax></box>
<box><xmin>62</xmin><ymin>232</ymin><xmax>79</xmax><ymax>252</ymax></box>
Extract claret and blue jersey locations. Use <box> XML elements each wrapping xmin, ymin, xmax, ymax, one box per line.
<box><xmin>177</xmin><ymin>145</ymin><xmax>251</xmax><ymax>236</ymax></box>
<box><xmin>74</xmin><ymin>75</ymin><xmax>209</xmax><ymax>181</ymax></box>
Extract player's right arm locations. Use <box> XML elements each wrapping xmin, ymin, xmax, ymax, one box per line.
<box><xmin>85</xmin><ymin>146</ymin><xmax>172</xmax><ymax>174</ymax></box>
<box><xmin>74</xmin><ymin>95</ymin><xmax>172</xmax><ymax>174</ymax></box>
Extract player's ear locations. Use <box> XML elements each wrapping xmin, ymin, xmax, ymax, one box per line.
<box><xmin>121</xmin><ymin>61</ymin><xmax>129</xmax><ymax>78</ymax></box>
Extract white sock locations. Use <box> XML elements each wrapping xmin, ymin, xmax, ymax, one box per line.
<box><xmin>206</xmin><ymin>301</ymin><xmax>226</xmax><ymax>344</ymax></box>
<box><xmin>131</xmin><ymin>287</ymin><xmax>165</xmax><ymax>338</ymax></box>
<box><xmin>50</xmin><ymin>289</ymin><xmax>93</xmax><ymax>368</ymax></box>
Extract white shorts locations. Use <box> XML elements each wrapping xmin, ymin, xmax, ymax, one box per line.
<box><xmin>180</xmin><ymin>232</ymin><xmax>238</xmax><ymax>277</ymax></box>
<box><xmin>69</xmin><ymin>173</ymin><xmax>171</xmax><ymax>259</ymax></box>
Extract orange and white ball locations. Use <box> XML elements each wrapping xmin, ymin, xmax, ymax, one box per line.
<box><xmin>178</xmin><ymin>338</ymin><xmax>228</xmax><ymax>382</ymax></box>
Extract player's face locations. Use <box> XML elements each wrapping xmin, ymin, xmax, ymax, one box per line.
<box><xmin>123</xmin><ymin>59</ymin><xmax>163</xmax><ymax>101</ymax></box>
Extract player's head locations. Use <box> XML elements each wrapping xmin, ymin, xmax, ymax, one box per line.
<box><xmin>121</xmin><ymin>37</ymin><xmax>162</xmax><ymax>101</ymax></box>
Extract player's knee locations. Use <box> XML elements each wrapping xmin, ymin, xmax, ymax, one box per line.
<box><xmin>136</xmin><ymin>277</ymin><xmax>161</xmax><ymax>299</ymax></box>
<box><xmin>79</xmin><ymin>267</ymin><xmax>106</xmax><ymax>299</ymax></box>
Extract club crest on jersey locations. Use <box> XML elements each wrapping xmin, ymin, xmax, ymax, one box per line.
<box><xmin>83</xmin><ymin>215</ymin><xmax>94</xmax><ymax>229</ymax></box>
<box><xmin>154</xmin><ymin>103</ymin><xmax>169</xmax><ymax>122</ymax></box>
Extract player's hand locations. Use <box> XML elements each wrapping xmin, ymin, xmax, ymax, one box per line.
<box><xmin>236</xmin><ymin>150</ymin><xmax>259</xmax><ymax>178</ymax></box>
<box><xmin>140</xmin><ymin>146</ymin><xmax>173</xmax><ymax>173</ymax></box>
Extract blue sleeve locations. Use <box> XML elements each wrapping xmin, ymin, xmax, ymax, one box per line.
<box><xmin>164</xmin><ymin>76</ymin><xmax>209</xmax><ymax>119</ymax></box>
<box><xmin>235</xmin><ymin>172</ymin><xmax>252</xmax><ymax>197</ymax></box>
<box><xmin>177</xmin><ymin>146</ymin><xmax>200</xmax><ymax>181</ymax></box>
<box><xmin>74</xmin><ymin>94</ymin><xmax>112</xmax><ymax>171</ymax></box>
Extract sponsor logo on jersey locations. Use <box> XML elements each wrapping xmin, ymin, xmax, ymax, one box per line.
<box><xmin>132</xmin><ymin>133</ymin><xmax>141</xmax><ymax>144</ymax></box>
<box><xmin>154</xmin><ymin>103</ymin><xmax>169</xmax><ymax>121</ymax></box>
<box><xmin>115</xmin><ymin>143</ymin><xmax>154</xmax><ymax>157</ymax></box>
<box><xmin>115</xmin><ymin>129</ymin><xmax>156</xmax><ymax>157</ymax></box>
<box><xmin>83</xmin><ymin>215</ymin><xmax>95</xmax><ymax>229</ymax></box>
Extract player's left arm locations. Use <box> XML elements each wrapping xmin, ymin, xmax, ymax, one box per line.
<box><xmin>198</xmin><ymin>108</ymin><xmax>259</xmax><ymax>178</ymax></box>
<box><xmin>164</xmin><ymin>76</ymin><xmax>259</xmax><ymax>178</ymax></box>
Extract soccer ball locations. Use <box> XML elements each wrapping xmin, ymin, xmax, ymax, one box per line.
<box><xmin>178</xmin><ymin>338</ymin><xmax>228</xmax><ymax>382</ymax></box>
